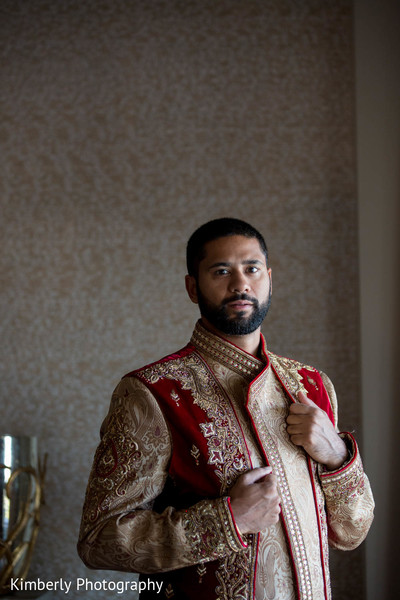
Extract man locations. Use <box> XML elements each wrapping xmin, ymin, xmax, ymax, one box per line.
<box><xmin>78</xmin><ymin>218</ymin><xmax>374</xmax><ymax>600</ymax></box>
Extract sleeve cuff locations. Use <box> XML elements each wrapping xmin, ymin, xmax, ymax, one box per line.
<box><xmin>182</xmin><ymin>496</ymin><xmax>248</xmax><ymax>564</ymax></box>
<box><xmin>222</xmin><ymin>497</ymin><xmax>248</xmax><ymax>549</ymax></box>
<box><xmin>319</xmin><ymin>432</ymin><xmax>366</xmax><ymax>505</ymax></box>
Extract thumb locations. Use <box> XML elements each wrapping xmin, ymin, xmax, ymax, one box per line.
<box><xmin>297</xmin><ymin>390</ymin><xmax>316</xmax><ymax>406</ymax></box>
<box><xmin>244</xmin><ymin>466</ymin><xmax>273</xmax><ymax>485</ymax></box>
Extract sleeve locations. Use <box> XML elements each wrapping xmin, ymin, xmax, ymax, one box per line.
<box><xmin>77</xmin><ymin>377</ymin><xmax>247</xmax><ymax>574</ymax></box>
<box><xmin>318</xmin><ymin>372</ymin><xmax>375</xmax><ymax>550</ymax></box>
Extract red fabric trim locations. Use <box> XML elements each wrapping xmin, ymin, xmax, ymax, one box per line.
<box><xmin>269</xmin><ymin>361</ymin><xmax>335</xmax><ymax>426</ymax></box>
<box><xmin>253</xmin><ymin>533</ymin><xmax>261</xmax><ymax>600</ymax></box>
<box><xmin>298</xmin><ymin>367</ymin><xmax>335</xmax><ymax>425</ymax></box>
<box><xmin>244</xmin><ymin>408</ymin><xmax>270</xmax><ymax>466</ymax></box>
<box><xmin>129</xmin><ymin>343</ymin><xmax>257</xmax><ymax>598</ymax></box>
<box><xmin>307</xmin><ymin>457</ymin><xmax>329</xmax><ymax>600</ymax></box>
<box><xmin>243</xmin><ymin>342</ymin><xmax>271</xmax><ymax>464</ymax></box>
<box><xmin>198</xmin><ymin>354</ymin><xmax>254</xmax><ymax>469</ymax></box>
<box><xmin>259</xmin><ymin>333</ymin><xmax>269</xmax><ymax>364</ymax></box>
<box><xmin>269</xmin><ymin>364</ymin><xmax>295</xmax><ymax>404</ymax></box>
<box><xmin>227</xmin><ymin>497</ymin><xmax>248</xmax><ymax>548</ymax></box>
<box><xmin>244</xmin><ymin>373</ymin><xmax>301</xmax><ymax>599</ymax></box>
<box><xmin>246</xmin><ymin>343</ymin><xmax>334</xmax><ymax>600</ymax></box>
<box><xmin>280</xmin><ymin>515</ymin><xmax>302</xmax><ymax>600</ymax></box>
<box><xmin>141</xmin><ymin>378</ymin><xmax>221</xmax><ymax>497</ymax></box>
<box><xmin>123</xmin><ymin>343</ymin><xmax>195</xmax><ymax>379</ymax></box>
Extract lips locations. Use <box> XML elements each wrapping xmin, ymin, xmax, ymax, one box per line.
<box><xmin>226</xmin><ymin>300</ymin><xmax>253</xmax><ymax>310</ymax></box>
<box><xmin>228</xmin><ymin>301</ymin><xmax>252</xmax><ymax>306</ymax></box>
<box><xmin>223</xmin><ymin>295</ymin><xmax>257</xmax><ymax>310</ymax></box>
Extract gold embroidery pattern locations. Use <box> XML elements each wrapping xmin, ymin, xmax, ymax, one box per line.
<box><xmin>215</xmin><ymin>543</ymin><xmax>256</xmax><ymax>600</ymax></box>
<box><xmin>164</xmin><ymin>583</ymin><xmax>174</xmax><ymax>598</ymax></box>
<box><xmin>248</xmin><ymin>390</ymin><xmax>314</xmax><ymax>600</ymax></box>
<box><xmin>82</xmin><ymin>404</ymin><xmax>142</xmax><ymax>528</ymax></box>
<box><xmin>306</xmin><ymin>376</ymin><xmax>319</xmax><ymax>390</ymax></box>
<box><xmin>190</xmin><ymin>444</ymin><xmax>200</xmax><ymax>466</ymax></box>
<box><xmin>181</xmin><ymin>498</ymin><xmax>245</xmax><ymax>563</ymax></box>
<box><xmin>251</xmin><ymin>355</ymin><xmax>336</xmax><ymax>599</ymax></box>
<box><xmin>268</xmin><ymin>352</ymin><xmax>311</xmax><ymax>398</ymax></box>
<box><xmin>319</xmin><ymin>434</ymin><xmax>374</xmax><ymax>552</ymax></box>
<box><xmin>217</xmin><ymin>496</ymin><xmax>248</xmax><ymax>552</ymax></box>
<box><xmin>170</xmin><ymin>389</ymin><xmax>180</xmax><ymax>406</ymax></box>
<box><xmin>214</xmin><ymin>501</ymin><xmax>255</xmax><ymax>600</ymax></box>
<box><xmin>79</xmin><ymin>383</ymin><xmax>171</xmax><ymax>546</ymax></box>
<box><xmin>320</xmin><ymin>442</ymin><xmax>365</xmax><ymax>506</ymax></box>
<box><xmin>197</xmin><ymin>563</ymin><xmax>206</xmax><ymax>583</ymax></box>
<box><xmin>138</xmin><ymin>353</ymin><xmax>249</xmax><ymax>491</ymax></box>
<box><xmin>138</xmin><ymin>349</ymin><xmax>254</xmax><ymax>598</ymax></box>
<box><xmin>191</xmin><ymin>323</ymin><xmax>263</xmax><ymax>379</ymax></box>
<box><xmin>309</xmin><ymin>460</ymin><xmax>332</xmax><ymax>598</ymax></box>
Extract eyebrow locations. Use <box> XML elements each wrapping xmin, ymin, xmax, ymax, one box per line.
<box><xmin>208</xmin><ymin>259</ymin><xmax>264</xmax><ymax>270</ymax></box>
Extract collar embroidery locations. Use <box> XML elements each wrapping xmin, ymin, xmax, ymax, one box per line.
<box><xmin>190</xmin><ymin>321</ymin><xmax>265</xmax><ymax>379</ymax></box>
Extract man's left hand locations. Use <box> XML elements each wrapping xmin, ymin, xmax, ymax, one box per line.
<box><xmin>286</xmin><ymin>391</ymin><xmax>348</xmax><ymax>470</ymax></box>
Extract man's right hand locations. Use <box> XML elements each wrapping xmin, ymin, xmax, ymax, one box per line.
<box><xmin>229</xmin><ymin>467</ymin><xmax>281</xmax><ymax>534</ymax></box>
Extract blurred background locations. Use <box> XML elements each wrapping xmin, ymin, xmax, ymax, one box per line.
<box><xmin>0</xmin><ymin>1</ymin><xmax>398</xmax><ymax>598</ymax></box>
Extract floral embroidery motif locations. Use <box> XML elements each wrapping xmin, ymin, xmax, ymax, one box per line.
<box><xmin>79</xmin><ymin>385</ymin><xmax>170</xmax><ymax>541</ymax></box>
<box><xmin>95</xmin><ymin>438</ymin><xmax>119</xmax><ymax>478</ymax></box>
<box><xmin>139</xmin><ymin>353</ymin><xmax>249</xmax><ymax>492</ymax></box>
<box><xmin>197</xmin><ymin>563</ymin><xmax>206</xmax><ymax>583</ymax></box>
<box><xmin>78</xmin><ymin>324</ymin><xmax>374</xmax><ymax>599</ymax></box>
<box><xmin>268</xmin><ymin>352</ymin><xmax>310</xmax><ymax>398</ymax></box>
<box><xmin>138</xmin><ymin>349</ymin><xmax>254</xmax><ymax>597</ymax></box>
<box><xmin>170</xmin><ymin>389</ymin><xmax>180</xmax><ymax>406</ymax></box>
<box><xmin>307</xmin><ymin>376</ymin><xmax>319</xmax><ymax>390</ymax></box>
<box><xmin>200</xmin><ymin>421</ymin><xmax>226</xmax><ymax>466</ymax></box>
<box><xmin>215</xmin><ymin>541</ymin><xmax>256</xmax><ymax>600</ymax></box>
<box><xmin>84</xmin><ymin>405</ymin><xmax>143</xmax><ymax>526</ymax></box>
<box><xmin>182</xmin><ymin>500</ymin><xmax>228</xmax><ymax>561</ymax></box>
<box><xmin>321</xmin><ymin>439</ymin><xmax>365</xmax><ymax>506</ymax></box>
<box><xmin>190</xmin><ymin>444</ymin><xmax>200</xmax><ymax>466</ymax></box>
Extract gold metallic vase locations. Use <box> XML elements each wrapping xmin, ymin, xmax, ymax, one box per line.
<box><xmin>0</xmin><ymin>436</ymin><xmax>45</xmax><ymax>595</ymax></box>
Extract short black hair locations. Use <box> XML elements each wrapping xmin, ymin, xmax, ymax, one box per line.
<box><xmin>186</xmin><ymin>217</ymin><xmax>268</xmax><ymax>277</ymax></box>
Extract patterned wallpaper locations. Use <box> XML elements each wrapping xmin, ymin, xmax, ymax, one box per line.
<box><xmin>0</xmin><ymin>1</ymin><xmax>363</xmax><ymax>598</ymax></box>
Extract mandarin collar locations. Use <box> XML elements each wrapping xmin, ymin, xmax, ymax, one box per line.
<box><xmin>190</xmin><ymin>320</ymin><xmax>267</xmax><ymax>379</ymax></box>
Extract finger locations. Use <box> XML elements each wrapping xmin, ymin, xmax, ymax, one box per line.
<box><xmin>288</xmin><ymin>433</ymin><xmax>307</xmax><ymax>447</ymax></box>
<box><xmin>297</xmin><ymin>391</ymin><xmax>316</xmax><ymax>406</ymax></box>
<box><xmin>286</xmin><ymin>412</ymin><xmax>307</xmax><ymax>424</ymax></box>
<box><xmin>286</xmin><ymin>423</ymin><xmax>305</xmax><ymax>434</ymax></box>
<box><xmin>288</xmin><ymin>403</ymin><xmax>313</xmax><ymax>415</ymax></box>
<box><xmin>242</xmin><ymin>466</ymin><xmax>272</xmax><ymax>485</ymax></box>
<box><xmin>258</xmin><ymin>472</ymin><xmax>277</xmax><ymax>486</ymax></box>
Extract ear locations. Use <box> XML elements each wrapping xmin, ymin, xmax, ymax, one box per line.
<box><xmin>185</xmin><ymin>275</ymin><xmax>199</xmax><ymax>304</ymax></box>
<box><xmin>268</xmin><ymin>267</ymin><xmax>272</xmax><ymax>293</ymax></box>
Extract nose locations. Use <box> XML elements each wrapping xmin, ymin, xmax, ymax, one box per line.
<box><xmin>228</xmin><ymin>270</ymin><xmax>250</xmax><ymax>293</ymax></box>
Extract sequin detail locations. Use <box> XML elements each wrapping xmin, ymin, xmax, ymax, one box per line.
<box><xmin>191</xmin><ymin>324</ymin><xmax>264</xmax><ymax>379</ymax></box>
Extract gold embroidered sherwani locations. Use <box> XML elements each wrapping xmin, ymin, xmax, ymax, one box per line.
<box><xmin>78</xmin><ymin>322</ymin><xmax>374</xmax><ymax>600</ymax></box>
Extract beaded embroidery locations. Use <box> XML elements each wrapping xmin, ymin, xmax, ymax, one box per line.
<box><xmin>191</xmin><ymin>323</ymin><xmax>264</xmax><ymax>379</ymax></box>
<box><xmin>139</xmin><ymin>352</ymin><xmax>249</xmax><ymax>491</ymax></box>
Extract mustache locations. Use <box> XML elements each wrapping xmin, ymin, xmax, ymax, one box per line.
<box><xmin>221</xmin><ymin>293</ymin><xmax>258</xmax><ymax>306</ymax></box>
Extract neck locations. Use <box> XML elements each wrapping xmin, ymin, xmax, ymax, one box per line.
<box><xmin>200</xmin><ymin>318</ymin><xmax>262</xmax><ymax>357</ymax></box>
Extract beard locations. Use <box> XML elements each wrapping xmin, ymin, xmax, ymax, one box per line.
<box><xmin>196</xmin><ymin>286</ymin><xmax>271</xmax><ymax>336</ymax></box>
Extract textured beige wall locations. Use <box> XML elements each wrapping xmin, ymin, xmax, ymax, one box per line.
<box><xmin>0</xmin><ymin>1</ymin><xmax>364</xmax><ymax>598</ymax></box>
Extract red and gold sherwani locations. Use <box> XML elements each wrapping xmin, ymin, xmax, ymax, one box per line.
<box><xmin>78</xmin><ymin>321</ymin><xmax>374</xmax><ymax>600</ymax></box>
